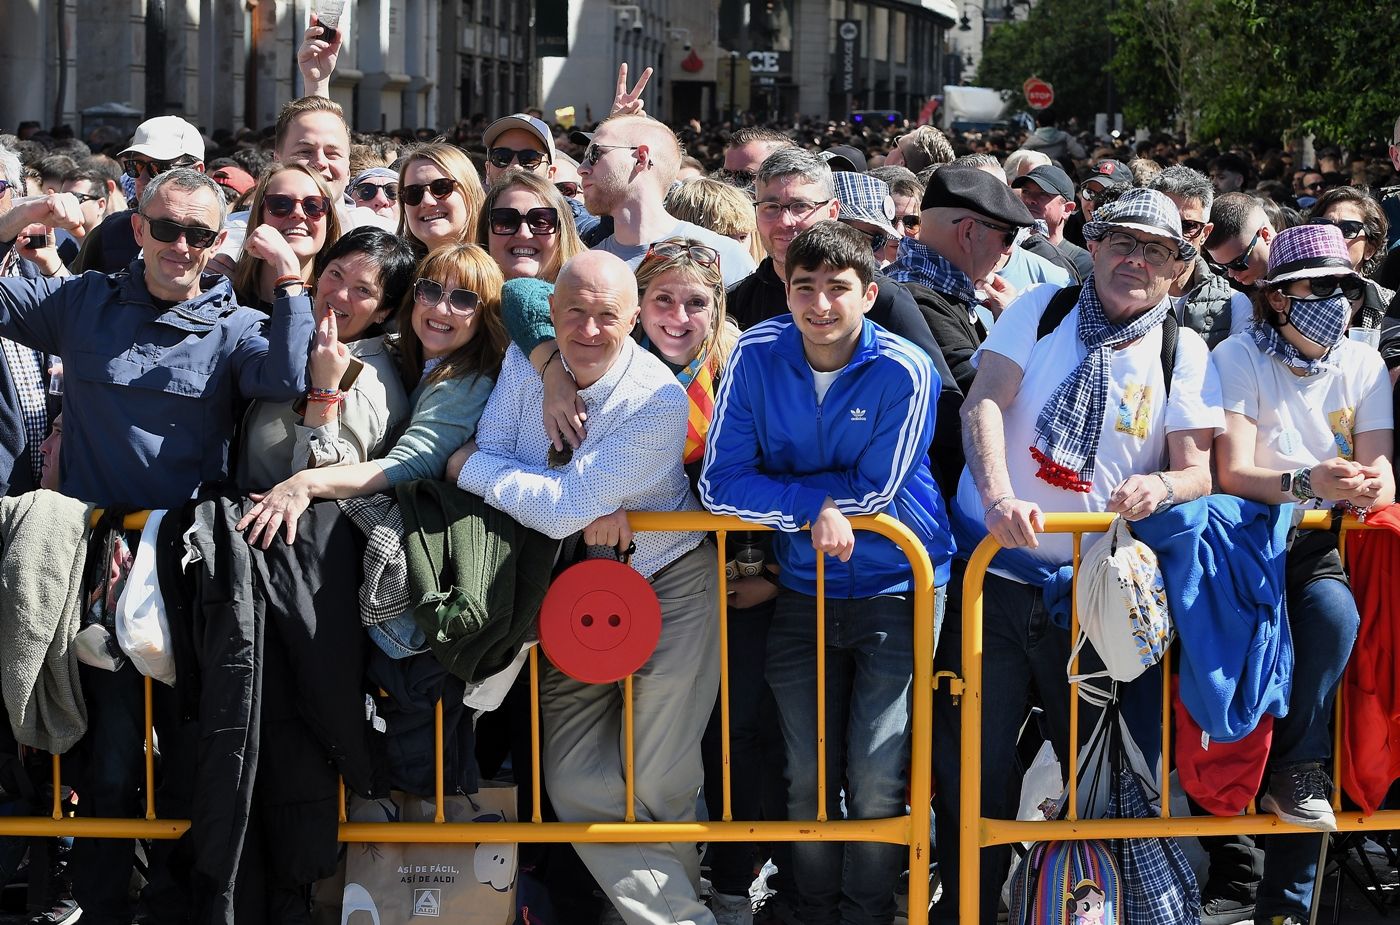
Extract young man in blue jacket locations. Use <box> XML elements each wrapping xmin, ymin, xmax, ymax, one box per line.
<box><xmin>700</xmin><ymin>221</ymin><xmax>954</xmax><ymax>925</ymax></box>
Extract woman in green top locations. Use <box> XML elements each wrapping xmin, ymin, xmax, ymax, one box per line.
<box><xmin>240</xmin><ymin>242</ymin><xmax>508</xmax><ymax>546</ymax></box>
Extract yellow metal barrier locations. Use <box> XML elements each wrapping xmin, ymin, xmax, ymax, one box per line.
<box><xmin>957</xmin><ymin>510</ymin><xmax>1382</xmax><ymax>925</ymax></box>
<box><xmin>35</xmin><ymin>510</ymin><xmax>939</xmax><ymax>923</ymax></box>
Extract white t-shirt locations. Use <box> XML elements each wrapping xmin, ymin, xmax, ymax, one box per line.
<box><xmin>810</xmin><ymin>366</ymin><xmax>840</xmax><ymax>404</ymax></box>
<box><xmin>1213</xmin><ymin>332</ymin><xmax>1393</xmax><ymax>508</ymax></box>
<box><xmin>955</xmin><ymin>283</ymin><xmax>1225</xmax><ymax>567</ymax></box>
<box><xmin>593</xmin><ymin>217</ymin><xmax>757</xmax><ymax>288</ymax></box>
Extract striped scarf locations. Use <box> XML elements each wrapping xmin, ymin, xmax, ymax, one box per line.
<box><xmin>1031</xmin><ymin>278</ymin><xmax>1170</xmax><ymax>492</ymax></box>
<box><xmin>676</xmin><ymin>349</ymin><xmax>717</xmax><ymax>465</ymax></box>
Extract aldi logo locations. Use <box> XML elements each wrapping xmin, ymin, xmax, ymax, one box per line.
<box><xmin>412</xmin><ymin>888</ymin><xmax>440</xmax><ymax>917</ymax></box>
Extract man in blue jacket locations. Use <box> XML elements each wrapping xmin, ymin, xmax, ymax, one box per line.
<box><xmin>0</xmin><ymin>168</ymin><xmax>314</xmax><ymax>924</ymax></box>
<box><xmin>700</xmin><ymin>221</ymin><xmax>953</xmax><ymax>925</ymax></box>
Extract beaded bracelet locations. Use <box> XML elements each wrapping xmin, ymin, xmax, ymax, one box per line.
<box><xmin>307</xmin><ymin>387</ymin><xmax>342</xmax><ymax>405</ymax></box>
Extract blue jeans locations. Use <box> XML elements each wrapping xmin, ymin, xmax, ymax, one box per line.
<box><xmin>1257</xmin><ymin>576</ymin><xmax>1359</xmax><ymax>921</ymax></box>
<box><xmin>766</xmin><ymin>586</ymin><xmax>942</xmax><ymax>925</ymax></box>
<box><xmin>930</xmin><ymin>564</ymin><xmax>1161</xmax><ymax>925</ymax></box>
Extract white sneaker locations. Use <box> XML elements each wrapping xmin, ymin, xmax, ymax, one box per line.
<box><xmin>710</xmin><ymin>890</ymin><xmax>754</xmax><ymax>925</ymax></box>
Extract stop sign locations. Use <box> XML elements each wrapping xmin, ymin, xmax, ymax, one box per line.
<box><xmin>1023</xmin><ymin>77</ymin><xmax>1054</xmax><ymax>110</ymax></box>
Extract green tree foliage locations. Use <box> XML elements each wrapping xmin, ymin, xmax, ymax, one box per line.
<box><xmin>975</xmin><ymin>0</ymin><xmax>1115</xmax><ymax>126</ymax></box>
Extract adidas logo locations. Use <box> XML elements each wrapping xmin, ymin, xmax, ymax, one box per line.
<box><xmin>849</xmin><ymin>408</ymin><xmax>867</xmax><ymax>422</ymax></box>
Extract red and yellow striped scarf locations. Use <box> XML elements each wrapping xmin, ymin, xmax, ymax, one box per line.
<box><xmin>676</xmin><ymin>349</ymin><xmax>718</xmax><ymax>465</ymax></box>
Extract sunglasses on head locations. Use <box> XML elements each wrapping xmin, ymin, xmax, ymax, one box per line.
<box><xmin>645</xmin><ymin>241</ymin><xmax>721</xmax><ymax>268</ymax></box>
<box><xmin>353</xmin><ymin>181</ymin><xmax>398</xmax><ymax>202</ymax></box>
<box><xmin>413</xmin><ymin>278</ymin><xmax>480</xmax><ymax>316</ymax></box>
<box><xmin>400</xmin><ymin>178</ymin><xmax>459</xmax><ymax>206</ymax></box>
<box><xmin>264</xmin><ymin>193</ymin><xmax>331</xmax><ymax>220</ymax></box>
<box><xmin>1288</xmin><ymin>275</ymin><xmax>1365</xmax><ymax>302</ymax></box>
<box><xmin>1307</xmin><ymin>217</ymin><xmax>1366</xmax><ymax>240</ymax></box>
<box><xmin>122</xmin><ymin>157</ymin><xmax>186</xmax><ymax>180</ymax></box>
<box><xmin>139</xmin><ymin>214</ymin><xmax>219</xmax><ymax>249</ymax></box>
<box><xmin>488</xmin><ymin>147</ymin><xmax>548</xmax><ymax>170</ymax></box>
<box><xmin>489</xmin><ymin>207</ymin><xmax>559</xmax><ymax>236</ymax></box>
<box><xmin>555</xmin><ymin>181</ymin><xmax>580</xmax><ymax>198</ymax></box>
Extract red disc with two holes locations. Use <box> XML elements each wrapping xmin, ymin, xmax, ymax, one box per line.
<box><xmin>538</xmin><ymin>558</ymin><xmax>662</xmax><ymax>684</ymax></box>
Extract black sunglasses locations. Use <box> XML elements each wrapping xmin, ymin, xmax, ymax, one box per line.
<box><xmin>122</xmin><ymin>157</ymin><xmax>186</xmax><ymax>180</ymax></box>
<box><xmin>401</xmin><ymin>178</ymin><xmax>459</xmax><ymax>206</ymax></box>
<box><xmin>580</xmin><ymin>142</ymin><xmax>641</xmax><ymax>167</ymax></box>
<box><xmin>1307</xmin><ymin>217</ymin><xmax>1366</xmax><ymax>240</ymax></box>
<box><xmin>899</xmin><ymin>214</ymin><xmax>920</xmax><ymax>230</ymax></box>
<box><xmin>264</xmin><ymin>193</ymin><xmax>331</xmax><ymax>220</ymax></box>
<box><xmin>645</xmin><ymin>241</ymin><xmax>720</xmax><ymax>268</ymax></box>
<box><xmin>1208</xmin><ymin>228</ymin><xmax>1262</xmax><ymax>273</ymax></box>
<box><xmin>139</xmin><ymin>214</ymin><xmax>219</xmax><ymax>249</ymax></box>
<box><xmin>1179</xmin><ymin>219</ymin><xmax>1207</xmax><ymax>239</ymax></box>
<box><xmin>958</xmin><ymin>215</ymin><xmax>1017</xmax><ymax>247</ymax></box>
<box><xmin>555</xmin><ymin>182</ymin><xmax>580</xmax><ymax>198</ymax></box>
<box><xmin>413</xmin><ymin>278</ymin><xmax>480</xmax><ymax>316</ymax></box>
<box><xmin>1290</xmin><ymin>275</ymin><xmax>1365</xmax><ymax>302</ymax></box>
<box><xmin>68</xmin><ymin>191</ymin><xmax>104</xmax><ymax>205</ymax></box>
<box><xmin>353</xmin><ymin>181</ymin><xmax>398</xmax><ymax>202</ymax></box>
<box><xmin>488</xmin><ymin>147</ymin><xmax>548</xmax><ymax>170</ymax></box>
<box><xmin>489</xmin><ymin>207</ymin><xmax>560</xmax><ymax>236</ymax></box>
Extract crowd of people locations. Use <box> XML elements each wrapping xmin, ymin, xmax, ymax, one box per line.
<box><xmin>2</xmin><ymin>21</ymin><xmax>1400</xmax><ymax>925</ymax></box>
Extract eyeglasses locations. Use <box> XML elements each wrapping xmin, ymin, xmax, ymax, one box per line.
<box><xmin>488</xmin><ymin>147</ymin><xmax>548</xmax><ymax>170</ymax></box>
<box><xmin>489</xmin><ymin>206</ymin><xmax>560</xmax><ymax>236</ymax></box>
<box><xmin>414</xmin><ymin>278</ymin><xmax>479</xmax><ymax>316</ymax></box>
<box><xmin>899</xmin><ymin>214</ymin><xmax>921</xmax><ymax>230</ymax></box>
<box><xmin>954</xmin><ymin>215</ymin><xmax>1017</xmax><ymax>247</ymax></box>
<box><xmin>122</xmin><ymin>157</ymin><xmax>186</xmax><ymax>180</ymax></box>
<box><xmin>555</xmin><ymin>181</ymin><xmax>580</xmax><ymax>198</ymax></box>
<box><xmin>1287</xmin><ymin>275</ymin><xmax>1366</xmax><ymax>303</ymax></box>
<box><xmin>580</xmin><ymin>142</ymin><xmax>641</xmax><ymax>167</ymax></box>
<box><xmin>1207</xmin><ymin>228</ymin><xmax>1261</xmax><ymax>273</ymax></box>
<box><xmin>1308</xmin><ymin>217</ymin><xmax>1367</xmax><ymax>240</ymax></box>
<box><xmin>1102</xmin><ymin>230</ymin><xmax>1178</xmax><ymax>267</ymax></box>
<box><xmin>264</xmin><ymin>194</ymin><xmax>331</xmax><ymax>220</ymax></box>
<box><xmin>353</xmin><ymin>181</ymin><xmax>398</xmax><ymax>203</ymax></box>
<box><xmin>645</xmin><ymin>241</ymin><xmax>721</xmax><ymax>268</ymax></box>
<box><xmin>138</xmin><ymin>213</ymin><xmax>219</xmax><ymax>249</ymax></box>
<box><xmin>1179</xmin><ymin>219</ymin><xmax>1207</xmax><ymax>239</ymax></box>
<box><xmin>400</xmin><ymin>178</ymin><xmax>459</xmax><ymax>206</ymax></box>
<box><xmin>754</xmin><ymin>198</ymin><xmax>833</xmax><ymax>222</ymax></box>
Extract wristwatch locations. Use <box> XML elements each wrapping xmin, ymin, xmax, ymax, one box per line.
<box><xmin>1282</xmin><ymin>466</ymin><xmax>1314</xmax><ymax>502</ymax></box>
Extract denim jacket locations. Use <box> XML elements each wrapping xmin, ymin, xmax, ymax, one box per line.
<box><xmin>0</xmin><ymin>260</ymin><xmax>313</xmax><ymax>507</ymax></box>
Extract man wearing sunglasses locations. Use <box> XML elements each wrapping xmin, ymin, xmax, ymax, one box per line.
<box><xmin>1150</xmin><ymin>166</ymin><xmax>1254</xmax><ymax>349</ymax></box>
<box><xmin>571</xmin><ymin>115</ymin><xmax>756</xmax><ymax>288</ymax></box>
<box><xmin>0</xmin><ymin>168</ymin><xmax>314</xmax><ymax>923</ymax></box>
<box><xmin>935</xmin><ymin>189</ymin><xmax>1222</xmax><ymax>924</ymax></box>
<box><xmin>71</xmin><ymin>115</ymin><xmax>206</xmax><ymax>275</ymax></box>
<box><xmin>1205</xmin><ymin>192</ymin><xmax>1277</xmax><ymax>288</ymax></box>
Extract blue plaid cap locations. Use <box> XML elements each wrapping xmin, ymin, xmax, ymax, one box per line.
<box><xmin>1083</xmin><ymin>187</ymin><xmax>1196</xmax><ymax>263</ymax></box>
<box><xmin>832</xmin><ymin>171</ymin><xmax>900</xmax><ymax>239</ymax></box>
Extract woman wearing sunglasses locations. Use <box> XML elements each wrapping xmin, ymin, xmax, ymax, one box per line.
<box><xmin>476</xmin><ymin>169</ymin><xmax>583</xmax><ymax>283</ymax></box>
<box><xmin>239</xmin><ymin>244</ymin><xmax>508</xmax><ymax>546</ymax></box>
<box><xmin>1307</xmin><ymin>186</ymin><xmax>1393</xmax><ymax>332</ymax></box>
<box><xmin>236</xmin><ymin>227</ymin><xmax>418</xmax><ymax>489</ymax></box>
<box><xmin>1214</xmin><ymin>223</ymin><xmax>1393</xmax><ymax>925</ymax></box>
<box><xmin>397</xmin><ymin>142</ymin><xmax>486</xmax><ymax>254</ymax></box>
<box><xmin>231</xmin><ymin>163</ymin><xmax>342</xmax><ymax>310</ymax></box>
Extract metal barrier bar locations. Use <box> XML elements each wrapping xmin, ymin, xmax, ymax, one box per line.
<box><xmin>815</xmin><ymin>549</ymin><xmax>828</xmax><ymax>823</ymax></box>
<box><xmin>958</xmin><ymin>510</ymin><xmax>1370</xmax><ymax>925</ymax></box>
<box><xmin>716</xmin><ymin>529</ymin><xmax>733</xmax><ymax>822</ymax></box>
<box><xmin>24</xmin><ymin>511</ymin><xmax>937</xmax><ymax>924</ymax></box>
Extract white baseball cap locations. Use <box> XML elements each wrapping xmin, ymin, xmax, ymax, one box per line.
<box><xmin>120</xmin><ymin>116</ymin><xmax>205</xmax><ymax>162</ymax></box>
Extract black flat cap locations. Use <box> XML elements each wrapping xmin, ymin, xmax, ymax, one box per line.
<box><xmin>921</xmin><ymin>166</ymin><xmax>1035</xmax><ymax>227</ymax></box>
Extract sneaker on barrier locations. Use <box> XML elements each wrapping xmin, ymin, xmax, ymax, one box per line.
<box><xmin>710</xmin><ymin>891</ymin><xmax>753</xmax><ymax>925</ymax></box>
<box><xmin>1259</xmin><ymin>762</ymin><xmax>1337</xmax><ymax>832</ymax></box>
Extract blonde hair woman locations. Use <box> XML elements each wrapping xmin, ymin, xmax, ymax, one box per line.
<box><xmin>398</xmin><ymin>141</ymin><xmax>487</xmax><ymax>253</ymax></box>
<box><xmin>666</xmin><ymin>177</ymin><xmax>766</xmax><ymax>263</ymax></box>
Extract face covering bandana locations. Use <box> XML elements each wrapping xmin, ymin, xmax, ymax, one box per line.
<box><xmin>1249</xmin><ymin>291</ymin><xmax>1349</xmax><ymax>375</ymax></box>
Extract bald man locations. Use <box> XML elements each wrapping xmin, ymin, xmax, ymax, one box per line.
<box><xmin>450</xmin><ymin>252</ymin><xmax>721</xmax><ymax>925</ymax></box>
<box><xmin>573</xmin><ymin>114</ymin><xmax>756</xmax><ymax>287</ymax></box>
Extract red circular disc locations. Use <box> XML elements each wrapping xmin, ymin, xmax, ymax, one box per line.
<box><xmin>538</xmin><ymin>558</ymin><xmax>662</xmax><ymax>684</ymax></box>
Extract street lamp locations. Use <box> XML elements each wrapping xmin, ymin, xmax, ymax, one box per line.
<box><xmin>729</xmin><ymin>50</ymin><xmax>743</xmax><ymax>123</ymax></box>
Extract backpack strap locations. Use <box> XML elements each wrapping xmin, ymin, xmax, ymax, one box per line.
<box><xmin>1036</xmin><ymin>284</ymin><xmax>1178</xmax><ymax>399</ymax></box>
